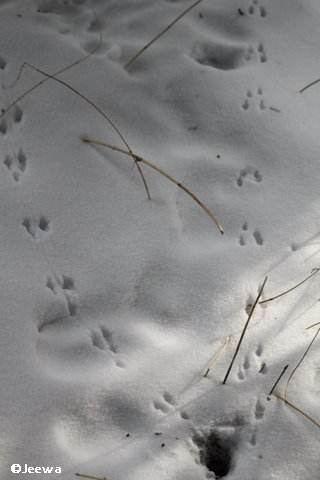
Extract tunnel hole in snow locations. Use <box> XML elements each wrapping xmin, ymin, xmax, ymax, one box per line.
<box><xmin>194</xmin><ymin>429</ymin><xmax>236</xmax><ymax>478</ymax></box>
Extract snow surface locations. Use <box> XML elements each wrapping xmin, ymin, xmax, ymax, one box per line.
<box><xmin>0</xmin><ymin>0</ymin><xmax>320</xmax><ymax>479</ymax></box>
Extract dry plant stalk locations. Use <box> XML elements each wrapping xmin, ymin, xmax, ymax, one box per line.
<box><xmin>284</xmin><ymin>327</ymin><xmax>320</xmax><ymax>399</ymax></box>
<box><xmin>268</xmin><ymin>364</ymin><xmax>289</xmax><ymax>396</ymax></box>
<box><xmin>125</xmin><ymin>0</ymin><xmax>205</xmax><ymax>69</ymax></box>
<box><xmin>82</xmin><ymin>136</ymin><xmax>224</xmax><ymax>234</ymax></box>
<box><xmin>222</xmin><ymin>276</ymin><xmax>268</xmax><ymax>385</ymax></box>
<box><xmin>259</xmin><ymin>268</ymin><xmax>320</xmax><ymax>304</ymax></box>
<box><xmin>75</xmin><ymin>474</ymin><xmax>110</xmax><ymax>480</ymax></box>
<box><xmin>203</xmin><ymin>336</ymin><xmax>231</xmax><ymax>377</ymax></box>
<box><xmin>1</xmin><ymin>31</ymin><xmax>103</xmax><ymax>118</ymax></box>
<box><xmin>12</xmin><ymin>62</ymin><xmax>151</xmax><ymax>200</ymax></box>
<box><xmin>275</xmin><ymin>394</ymin><xmax>320</xmax><ymax>429</ymax></box>
<box><xmin>299</xmin><ymin>78</ymin><xmax>320</xmax><ymax>94</ymax></box>
<box><xmin>306</xmin><ymin>320</ymin><xmax>320</xmax><ymax>330</ymax></box>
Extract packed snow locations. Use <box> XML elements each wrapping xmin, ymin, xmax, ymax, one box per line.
<box><xmin>0</xmin><ymin>0</ymin><xmax>320</xmax><ymax>479</ymax></box>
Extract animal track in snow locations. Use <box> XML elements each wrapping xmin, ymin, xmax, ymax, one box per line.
<box><xmin>246</xmin><ymin>0</ymin><xmax>267</xmax><ymax>18</ymax></box>
<box><xmin>244</xmin><ymin>42</ymin><xmax>267</xmax><ymax>63</ymax></box>
<box><xmin>46</xmin><ymin>274</ymin><xmax>79</xmax><ymax>317</ymax></box>
<box><xmin>22</xmin><ymin>215</ymin><xmax>50</xmax><ymax>241</ymax></box>
<box><xmin>87</xmin><ymin>16</ymin><xmax>107</xmax><ymax>34</ymax></box>
<box><xmin>252</xmin><ymin>229</ymin><xmax>264</xmax><ymax>246</ymax></box>
<box><xmin>255</xmin><ymin>343</ymin><xmax>263</xmax><ymax>357</ymax></box>
<box><xmin>236</xmin><ymin>166</ymin><xmax>262</xmax><ymax>187</ymax></box>
<box><xmin>0</xmin><ymin>118</ymin><xmax>7</xmax><ymax>134</ymax></box>
<box><xmin>242</xmin><ymin>88</ymin><xmax>280</xmax><ymax>113</ymax></box>
<box><xmin>191</xmin><ymin>41</ymin><xmax>248</xmax><ymax>71</ymax></box>
<box><xmin>247</xmin><ymin>398</ymin><xmax>266</xmax><ymax>448</ymax></box>
<box><xmin>191</xmin><ymin>40</ymin><xmax>267</xmax><ymax>71</ymax></box>
<box><xmin>254</xmin><ymin>399</ymin><xmax>265</xmax><ymax>420</ymax></box>
<box><xmin>0</xmin><ymin>104</ymin><xmax>24</xmax><ymax>136</ymax></box>
<box><xmin>180</xmin><ymin>410</ymin><xmax>190</xmax><ymax>420</ymax></box>
<box><xmin>249</xmin><ymin>429</ymin><xmax>257</xmax><ymax>446</ymax></box>
<box><xmin>91</xmin><ymin>326</ymin><xmax>118</xmax><ymax>353</ymax></box>
<box><xmin>242</xmin><ymin>87</ymin><xmax>267</xmax><ymax>111</ymax></box>
<box><xmin>237</xmin><ymin>343</ymin><xmax>268</xmax><ymax>380</ymax></box>
<box><xmin>13</xmin><ymin>105</ymin><xmax>23</xmax><ymax>123</ymax></box>
<box><xmin>153</xmin><ymin>392</ymin><xmax>177</xmax><ymax>414</ymax></box>
<box><xmin>36</xmin><ymin>0</ymin><xmax>103</xmax><ymax>53</ymax></box>
<box><xmin>246</xmin><ymin>396</ymin><xmax>267</xmax><ymax>449</ymax></box>
<box><xmin>0</xmin><ymin>55</ymin><xmax>7</xmax><ymax>70</ymax></box>
<box><xmin>238</xmin><ymin>222</ymin><xmax>264</xmax><ymax>247</ymax></box>
<box><xmin>3</xmin><ymin>149</ymin><xmax>27</xmax><ymax>182</ymax></box>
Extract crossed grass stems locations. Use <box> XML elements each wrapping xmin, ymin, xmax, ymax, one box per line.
<box><xmin>220</xmin><ymin>270</ymin><xmax>320</xmax><ymax>429</ymax></box>
<box><xmin>2</xmin><ymin>0</ymin><xmax>224</xmax><ymax>235</ymax></box>
<box><xmin>74</xmin><ymin>269</ymin><xmax>320</xmax><ymax>480</ymax></box>
<box><xmin>76</xmin><ymin>274</ymin><xmax>320</xmax><ymax>480</ymax></box>
<box><xmin>2</xmin><ymin>2</ymin><xmax>320</xmax><ymax>478</ymax></box>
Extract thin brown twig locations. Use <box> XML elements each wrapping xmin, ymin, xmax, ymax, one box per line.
<box><xmin>275</xmin><ymin>393</ymin><xmax>320</xmax><ymax>429</ymax></box>
<box><xmin>23</xmin><ymin>63</ymin><xmax>130</xmax><ymax>150</ymax></box>
<box><xmin>222</xmin><ymin>276</ymin><xmax>268</xmax><ymax>385</ymax></box>
<box><xmin>81</xmin><ymin>136</ymin><xmax>224</xmax><ymax>234</ymax></box>
<box><xmin>124</xmin><ymin>0</ymin><xmax>205</xmax><ymax>69</ymax></box>
<box><xmin>16</xmin><ymin>63</ymin><xmax>151</xmax><ymax>200</ymax></box>
<box><xmin>203</xmin><ymin>336</ymin><xmax>231</xmax><ymax>377</ymax></box>
<box><xmin>268</xmin><ymin>364</ymin><xmax>289</xmax><ymax>396</ymax></box>
<box><xmin>284</xmin><ymin>327</ymin><xmax>320</xmax><ymax>399</ymax></box>
<box><xmin>305</xmin><ymin>320</ymin><xmax>320</xmax><ymax>330</ymax></box>
<box><xmin>259</xmin><ymin>268</ymin><xmax>320</xmax><ymax>304</ymax></box>
<box><xmin>1</xmin><ymin>31</ymin><xmax>103</xmax><ymax>115</ymax></box>
<box><xmin>75</xmin><ymin>474</ymin><xmax>110</xmax><ymax>480</ymax></box>
<box><xmin>134</xmin><ymin>158</ymin><xmax>151</xmax><ymax>200</ymax></box>
<box><xmin>299</xmin><ymin>78</ymin><xmax>320</xmax><ymax>94</ymax></box>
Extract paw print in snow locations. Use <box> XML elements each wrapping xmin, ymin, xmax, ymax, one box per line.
<box><xmin>22</xmin><ymin>216</ymin><xmax>50</xmax><ymax>241</ymax></box>
<box><xmin>245</xmin><ymin>43</ymin><xmax>267</xmax><ymax>63</ymax></box>
<box><xmin>239</xmin><ymin>222</ymin><xmax>264</xmax><ymax>247</ymax></box>
<box><xmin>247</xmin><ymin>0</ymin><xmax>267</xmax><ymax>17</ymax></box>
<box><xmin>46</xmin><ymin>274</ymin><xmax>79</xmax><ymax>317</ymax></box>
<box><xmin>4</xmin><ymin>149</ymin><xmax>27</xmax><ymax>182</ymax></box>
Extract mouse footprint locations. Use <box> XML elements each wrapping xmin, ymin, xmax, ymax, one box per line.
<box><xmin>153</xmin><ymin>391</ymin><xmax>177</xmax><ymax>414</ymax></box>
<box><xmin>46</xmin><ymin>274</ymin><xmax>79</xmax><ymax>318</ymax></box>
<box><xmin>4</xmin><ymin>149</ymin><xmax>27</xmax><ymax>182</ymax></box>
<box><xmin>0</xmin><ymin>55</ymin><xmax>6</xmax><ymax>70</ymax></box>
<box><xmin>242</xmin><ymin>87</ymin><xmax>267</xmax><ymax>111</ymax></box>
<box><xmin>0</xmin><ymin>103</ymin><xmax>24</xmax><ymax>137</ymax></box>
<box><xmin>236</xmin><ymin>166</ymin><xmax>263</xmax><ymax>187</ymax></box>
<box><xmin>244</xmin><ymin>42</ymin><xmax>267</xmax><ymax>63</ymax></box>
<box><xmin>22</xmin><ymin>215</ymin><xmax>50</xmax><ymax>241</ymax></box>
<box><xmin>242</xmin><ymin>87</ymin><xmax>280</xmax><ymax>113</ymax></box>
<box><xmin>238</xmin><ymin>222</ymin><xmax>264</xmax><ymax>247</ymax></box>
<box><xmin>246</xmin><ymin>0</ymin><xmax>268</xmax><ymax>18</ymax></box>
<box><xmin>247</xmin><ymin>397</ymin><xmax>267</xmax><ymax>447</ymax></box>
<box><xmin>91</xmin><ymin>325</ymin><xmax>118</xmax><ymax>354</ymax></box>
<box><xmin>254</xmin><ymin>398</ymin><xmax>266</xmax><ymax>420</ymax></box>
<box><xmin>237</xmin><ymin>343</ymin><xmax>268</xmax><ymax>380</ymax></box>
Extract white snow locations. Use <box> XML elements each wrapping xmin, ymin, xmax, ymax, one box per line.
<box><xmin>0</xmin><ymin>0</ymin><xmax>319</xmax><ymax>479</ymax></box>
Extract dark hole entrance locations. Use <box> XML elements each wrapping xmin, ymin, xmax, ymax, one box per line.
<box><xmin>195</xmin><ymin>430</ymin><xmax>234</xmax><ymax>479</ymax></box>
